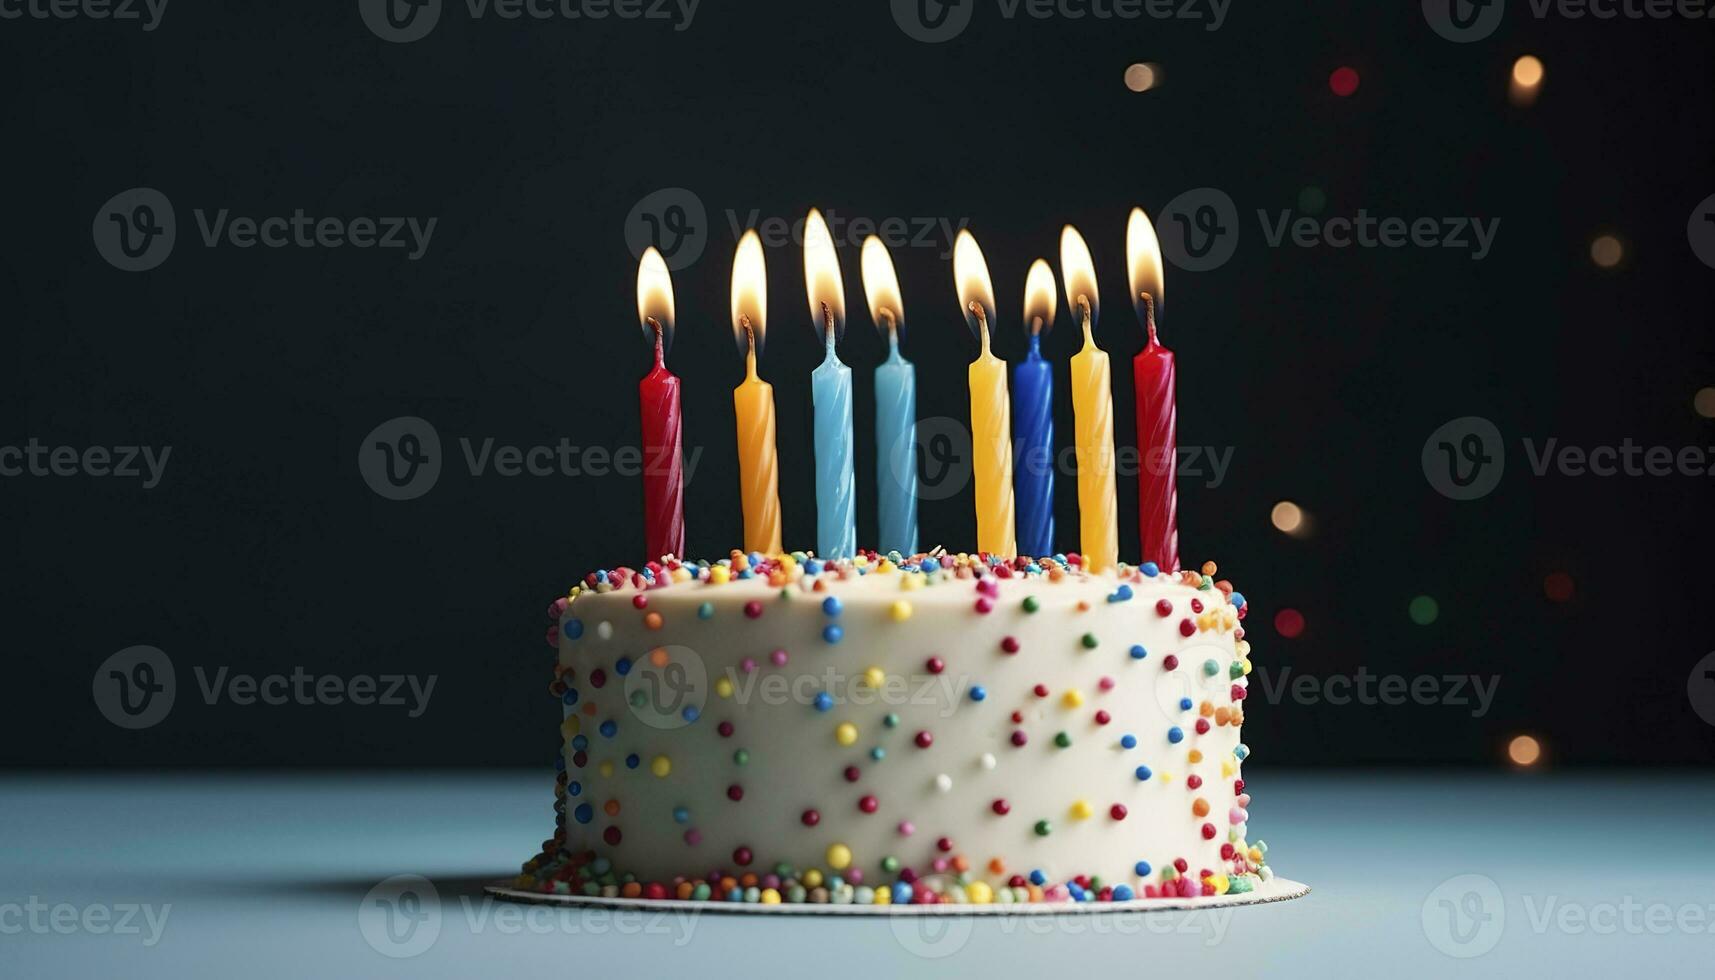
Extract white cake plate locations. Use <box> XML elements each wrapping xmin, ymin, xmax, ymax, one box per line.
<box><xmin>485</xmin><ymin>876</ymin><xmax>1308</xmax><ymax>915</ymax></box>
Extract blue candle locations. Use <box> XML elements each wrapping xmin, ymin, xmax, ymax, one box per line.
<box><xmin>805</xmin><ymin>209</ymin><xmax>856</xmax><ymax>560</ymax></box>
<box><xmin>862</xmin><ymin>236</ymin><xmax>916</xmax><ymax>556</ymax></box>
<box><xmin>1012</xmin><ymin>259</ymin><xmax>1059</xmax><ymax>557</ymax></box>
<box><xmin>812</xmin><ymin>324</ymin><xmax>856</xmax><ymax>559</ymax></box>
<box><xmin>874</xmin><ymin>326</ymin><xmax>917</xmax><ymax>556</ymax></box>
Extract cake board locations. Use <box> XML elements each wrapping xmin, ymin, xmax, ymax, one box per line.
<box><xmin>484</xmin><ymin>877</ymin><xmax>1309</xmax><ymax>915</ymax></box>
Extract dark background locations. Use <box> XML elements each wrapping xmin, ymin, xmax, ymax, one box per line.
<box><xmin>3</xmin><ymin>2</ymin><xmax>1711</xmax><ymax>768</ymax></box>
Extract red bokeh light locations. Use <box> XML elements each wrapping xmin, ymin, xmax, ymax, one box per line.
<box><xmin>1329</xmin><ymin>67</ymin><xmax>1360</xmax><ymax>97</ymax></box>
<box><xmin>1274</xmin><ymin>608</ymin><xmax>1305</xmax><ymax>638</ymax></box>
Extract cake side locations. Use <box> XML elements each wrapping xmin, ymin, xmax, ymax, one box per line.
<box><xmin>520</xmin><ymin>551</ymin><xmax>1271</xmax><ymax>905</ymax></box>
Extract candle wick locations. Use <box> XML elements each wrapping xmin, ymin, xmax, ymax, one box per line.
<box><xmin>879</xmin><ymin>309</ymin><xmax>900</xmax><ymax>352</ymax></box>
<box><xmin>1076</xmin><ymin>294</ymin><xmax>1095</xmax><ymax>346</ymax></box>
<box><xmin>969</xmin><ymin>301</ymin><xmax>990</xmax><ymax>353</ymax></box>
<box><xmin>1029</xmin><ymin>314</ymin><xmax>1044</xmax><ymax>339</ymax></box>
<box><xmin>821</xmin><ymin>302</ymin><xmax>837</xmax><ymax>349</ymax></box>
<box><xmin>1139</xmin><ymin>292</ymin><xmax>1159</xmax><ymax>346</ymax></box>
<box><xmin>740</xmin><ymin>314</ymin><xmax>760</xmax><ymax>378</ymax></box>
<box><xmin>646</xmin><ymin>316</ymin><xmax>666</xmax><ymax>365</ymax></box>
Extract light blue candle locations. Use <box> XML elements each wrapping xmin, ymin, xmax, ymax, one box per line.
<box><xmin>812</xmin><ymin>323</ymin><xmax>857</xmax><ymax>559</ymax></box>
<box><xmin>874</xmin><ymin>320</ymin><xmax>918</xmax><ymax>556</ymax></box>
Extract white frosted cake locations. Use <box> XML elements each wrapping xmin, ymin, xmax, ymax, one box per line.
<box><xmin>515</xmin><ymin>549</ymin><xmax>1274</xmax><ymax>906</ymax></box>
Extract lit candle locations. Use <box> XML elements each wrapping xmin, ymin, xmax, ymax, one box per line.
<box><xmin>635</xmin><ymin>246</ymin><xmax>685</xmax><ymax>560</ymax></box>
<box><xmin>730</xmin><ymin>230</ymin><xmax>783</xmax><ymax>556</ymax></box>
<box><xmin>952</xmin><ymin>230</ymin><xmax>1015</xmax><ymax>559</ymax></box>
<box><xmin>1128</xmin><ymin>207</ymin><xmax>1177</xmax><ymax>572</ymax></box>
<box><xmin>862</xmin><ymin>235</ymin><xmax>917</xmax><ymax>556</ymax></box>
<box><xmin>1012</xmin><ymin>259</ymin><xmax>1057</xmax><ymax>558</ymax></box>
<box><xmin>804</xmin><ymin>209</ymin><xmax>855</xmax><ymax>560</ymax></box>
<box><xmin>1060</xmin><ymin>225</ymin><xmax>1118</xmax><ymax>573</ymax></box>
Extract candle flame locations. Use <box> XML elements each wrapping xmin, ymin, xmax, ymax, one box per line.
<box><xmin>636</xmin><ymin>246</ymin><xmax>675</xmax><ymax>352</ymax></box>
<box><xmin>860</xmin><ymin>235</ymin><xmax>904</xmax><ymax>340</ymax></box>
<box><xmin>1023</xmin><ymin>259</ymin><xmax>1056</xmax><ymax>336</ymax></box>
<box><xmin>1058</xmin><ymin>224</ymin><xmax>1100</xmax><ymax>329</ymax></box>
<box><xmin>1127</xmin><ymin>206</ymin><xmax>1165</xmax><ymax>323</ymax></box>
<box><xmin>952</xmin><ymin>229</ymin><xmax>996</xmax><ymax>339</ymax></box>
<box><xmin>731</xmin><ymin>229</ymin><xmax>768</xmax><ymax>354</ymax></box>
<box><xmin>802</xmin><ymin>208</ymin><xmax>846</xmax><ymax>342</ymax></box>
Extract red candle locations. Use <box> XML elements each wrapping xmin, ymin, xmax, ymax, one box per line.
<box><xmin>1133</xmin><ymin>299</ymin><xmax>1178</xmax><ymax>572</ymax></box>
<box><xmin>637</xmin><ymin>248</ymin><xmax>685</xmax><ymax>560</ymax></box>
<box><xmin>1128</xmin><ymin>208</ymin><xmax>1178</xmax><ymax>572</ymax></box>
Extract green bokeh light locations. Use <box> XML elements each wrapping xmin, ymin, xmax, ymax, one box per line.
<box><xmin>1409</xmin><ymin>595</ymin><xmax>1439</xmax><ymax>625</ymax></box>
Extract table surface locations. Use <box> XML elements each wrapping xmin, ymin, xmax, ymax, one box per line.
<box><xmin>2</xmin><ymin>771</ymin><xmax>1706</xmax><ymax>977</ymax></box>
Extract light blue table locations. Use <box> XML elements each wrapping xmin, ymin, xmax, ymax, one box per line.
<box><xmin>2</xmin><ymin>771</ymin><xmax>1705</xmax><ymax>976</ymax></box>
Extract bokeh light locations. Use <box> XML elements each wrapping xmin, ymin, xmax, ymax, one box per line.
<box><xmin>1511</xmin><ymin>55</ymin><xmax>1544</xmax><ymax>88</ymax></box>
<box><xmin>1270</xmin><ymin>500</ymin><xmax>1304</xmax><ymax>534</ymax></box>
<box><xmin>1408</xmin><ymin>595</ymin><xmax>1439</xmax><ymax>626</ymax></box>
<box><xmin>1329</xmin><ymin>66</ymin><xmax>1359</xmax><ymax>97</ymax></box>
<box><xmin>1693</xmin><ymin>386</ymin><xmax>1715</xmax><ymax>418</ymax></box>
<box><xmin>1508</xmin><ymin>55</ymin><xmax>1544</xmax><ymax>107</ymax></box>
<box><xmin>1543</xmin><ymin>572</ymin><xmax>1575</xmax><ymax>602</ymax></box>
<box><xmin>1124</xmin><ymin>63</ymin><xmax>1160</xmax><ymax>93</ymax></box>
<box><xmin>1274</xmin><ymin>608</ymin><xmax>1305</xmax><ymax>639</ymax></box>
<box><xmin>1590</xmin><ymin>234</ymin><xmax>1624</xmax><ymax>268</ymax></box>
<box><xmin>1297</xmin><ymin>185</ymin><xmax>1327</xmax><ymax>215</ymax></box>
<box><xmin>1507</xmin><ymin>735</ymin><xmax>1542</xmax><ymax>767</ymax></box>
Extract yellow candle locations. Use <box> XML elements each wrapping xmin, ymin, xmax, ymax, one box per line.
<box><xmin>953</xmin><ymin>230</ymin><xmax>1015</xmax><ymax>558</ymax></box>
<box><xmin>731</xmin><ymin>230</ymin><xmax>782</xmax><ymax>555</ymax></box>
<box><xmin>1062</xmin><ymin>225</ymin><xmax>1118</xmax><ymax>573</ymax></box>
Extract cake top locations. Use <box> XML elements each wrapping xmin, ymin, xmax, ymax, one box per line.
<box><xmin>557</xmin><ymin>549</ymin><xmax>1247</xmax><ymax>622</ymax></box>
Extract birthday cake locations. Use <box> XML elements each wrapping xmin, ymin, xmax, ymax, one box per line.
<box><xmin>515</xmin><ymin>550</ymin><xmax>1274</xmax><ymax>907</ymax></box>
